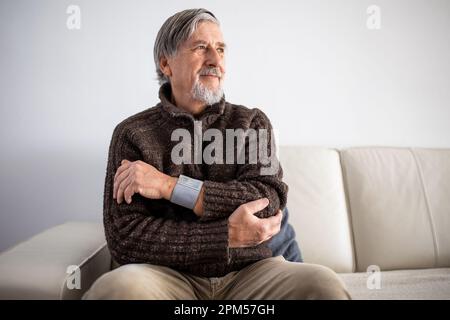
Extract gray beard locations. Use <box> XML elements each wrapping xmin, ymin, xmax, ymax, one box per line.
<box><xmin>191</xmin><ymin>78</ymin><xmax>224</xmax><ymax>106</ymax></box>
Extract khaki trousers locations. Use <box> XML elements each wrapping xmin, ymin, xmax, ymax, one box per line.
<box><xmin>82</xmin><ymin>256</ymin><xmax>351</xmax><ymax>300</ymax></box>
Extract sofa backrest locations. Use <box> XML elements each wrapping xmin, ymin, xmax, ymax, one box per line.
<box><xmin>340</xmin><ymin>147</ymin><xmax>450</xmax><ymax>272</ymax></box>
<box><xmin>279</xmin><ymin>147</ymin><xmax>355</xmax><ymax>273</ymax></box>
<box><xmin>280</xmin><ymin>146</ymin><xmax>450</xmax><ymax>274</ymax></box>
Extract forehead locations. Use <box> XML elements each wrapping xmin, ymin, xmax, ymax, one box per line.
<box><xmin>186</xmin><ymin>21</ymin><xmax>224</xmax><ymax>44</ymax></box>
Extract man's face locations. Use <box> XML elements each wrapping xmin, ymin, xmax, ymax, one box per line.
<box><xmin>163</xmin><ymin>21</ymin><xmax>226</xmax><ymax>101</ymax></box>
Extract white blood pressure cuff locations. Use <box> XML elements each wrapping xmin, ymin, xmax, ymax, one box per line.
<box><xmin>170</xmin><ymin>174</ymin><xmax>203</xmax><ymax>210</ymax></box>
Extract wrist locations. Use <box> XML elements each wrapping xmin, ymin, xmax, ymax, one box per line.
<box><xmin>192</xmin><ymin>186</ymin><xmax>204</xmax><ymax>217</ymax></box>
<box><xmin>162</xmin><ymin>175</ymin><xmax>178</xmax><ymax>200</ymax></box>
<box><xmin>168</xmin><ymin>175</ymin><xmax>204</xmax><ymax>210</ymax></box>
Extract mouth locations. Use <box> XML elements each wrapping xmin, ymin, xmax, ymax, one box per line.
<box><xmin>200</xmin><ymin>74</ymin><xmax>220</xmax><ymax>78</ymax></box>
<box><xmin>199</xmin><ymin>75</ymin><xmax>221</xmax><ymax>83</ymax></box>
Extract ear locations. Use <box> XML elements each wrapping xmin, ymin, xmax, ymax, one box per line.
<box><xmin>159</xmin><ymin>56</ymin><xmax>172</xmax><ymax>78</ymax></box>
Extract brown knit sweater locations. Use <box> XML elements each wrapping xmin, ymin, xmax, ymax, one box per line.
<box><xmin>103</xmin><ymin>83</ymin><xmax>288</xmax><ymax>277</ymax></box>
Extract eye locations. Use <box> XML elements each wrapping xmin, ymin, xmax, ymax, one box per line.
<box><xmin>217</xmin><ymin>47</ymin><xmax>225</xmax><ymax>54</ymax></box>
<box><xmin>196</xmin><ymin>45</ymin><xmax>207</xmax><ymax>50</ymax></box>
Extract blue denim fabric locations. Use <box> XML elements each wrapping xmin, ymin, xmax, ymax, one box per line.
<box><xmin>267</xmin><ymin>207</ymin><xmax>303</xmax><ymax>262</ymax></box>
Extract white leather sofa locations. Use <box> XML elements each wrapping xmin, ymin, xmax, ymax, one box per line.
<box><xmin>1</xmin><ymin>146</ymin><xmax>449</xmax><ymax>299</ymax></box>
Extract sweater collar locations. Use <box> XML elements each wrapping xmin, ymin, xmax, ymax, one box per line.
<box><xmin>158</xmin><ymin>82</ymin><xmax>226</xmax><ymax>127</ymax></box>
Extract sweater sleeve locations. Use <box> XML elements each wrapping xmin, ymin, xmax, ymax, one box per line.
<box><xmin>103</xmin><ymin>121</ymin><xmax>230</xmax><ymax>268</ymax></box>
<box><xmin>200</xmin><ymin>108</ymin><xmax>288</xmax><ymax>221</ymax></box>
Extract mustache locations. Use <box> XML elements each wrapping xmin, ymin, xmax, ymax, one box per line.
<box><xmin>198</xmin><ymin>67</ymin><xmax>223</xmax><ymax>78</ymax></box>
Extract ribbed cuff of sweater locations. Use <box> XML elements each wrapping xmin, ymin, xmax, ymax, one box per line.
<box><xmin>228</xmin><ymin>245</ymin><xmax>273</xmax><ymax>264</ymax></box>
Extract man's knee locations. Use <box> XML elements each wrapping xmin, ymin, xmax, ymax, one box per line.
<box><xmin>301</xmin><ymin>264</ymin><xmax>351</xmax><ymax>300</ymax></box>
<box><xmin>83</xmin><ymin>263</ymin><xmax>182</xmax><ymax>300</ymax></box>
<box><xmin>243</xmin><ymin>258</ymin><xmax>351</xmax><ymax>300</ymax></box>
<box><xmin>82</xmin><ymin>264</ymin><xmax>149</xmax><ymax>299</ymax></box>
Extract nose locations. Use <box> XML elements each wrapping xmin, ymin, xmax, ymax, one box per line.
<box><xmin>206</xmin><ymin>46</ymin><xmax>224</xmax><ymax>73</ymax></box>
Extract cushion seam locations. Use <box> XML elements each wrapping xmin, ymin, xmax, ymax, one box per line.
<box><xmin>409</xmin><ymin>148</ymin><xmax>439</xmax><ymax>268</ymax></box>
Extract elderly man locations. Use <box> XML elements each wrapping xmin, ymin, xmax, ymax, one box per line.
<box><xmin>83</xmin><ymin>8</ymin><xmax>350</xmax><ymax>300</ymax></box>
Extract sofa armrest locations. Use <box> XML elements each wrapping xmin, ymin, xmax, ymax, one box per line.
<box><xmin>0</xmin><ymin>222</ymin><xmax>111</xmax><ymax>300</ymax></box>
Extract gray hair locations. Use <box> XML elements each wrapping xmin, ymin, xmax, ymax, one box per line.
<box><xmin>153</xmin><ymin>8</ymin><xmax>220</xmax><ymax>85</ymax></box>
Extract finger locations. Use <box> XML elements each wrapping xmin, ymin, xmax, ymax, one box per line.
<box><xmin>117</xmin><ymin>175</ymin><xmax>132</xmax><ymax>204</ymax></box>
<box><xmin>270</xmin><ymin>209</ymin><xmax>283</xmax><ymax>223</ymax></box>
<box><xmin>114</xmin><ymin>160</ymin><xmax>131</xmax><ymax>178</ymax></box>
<box><xmin>114</xmin><ymin>166</ymin><xmax>130</xmax><ymax>199</ymax></box>
<box><xmin>276</xmin><ymin>209</ymin><xmax>283</xmax><ymax>220</ymax></box>
<box><xmin>123</xmin><ymin>181</ymin><xmax>136</xmax><ymax>204</ymax></box>
<box><xmin>262</xmin><ymin>213</ymin><xmax>282</xmax><ymax>243</ymax></box>
<box><xmin>267</xmin><ymin>209</ymin><xmax>283</xmax><ymax>231</ymax></box>
<box><xmin>114</xmin><ymin>166</ymin><xmax>132</xmax><ymax>199</ymax></box>
<box><xmin>240</xmin><ymin>198</ymin><xmax>269</xmax><ymax>215</ymax></box>
<box><xmin>256</xmin><ymin>229</ymin><xmax>275</xmax><ymax>245</ymax></box>
<box><xmin>261</xmin><ymin>233</ymin><xmax>274</xmax><ymax>243</ymax></box>
<box><xmin>114</xmin><ymin>160</ymin><xmax>132</xmax><ymax>183</ymax></box>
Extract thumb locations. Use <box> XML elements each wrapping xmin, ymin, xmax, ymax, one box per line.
<box><xmin>242</xmin><ymin>198</ymin><xmax>269</xmax><ymax>215</ymax></box>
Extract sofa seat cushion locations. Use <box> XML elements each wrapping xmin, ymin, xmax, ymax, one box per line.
<box><xmin>338</xmin><ymin>268</ymin><xmax>450</xmax><ymax>299</ymax></box>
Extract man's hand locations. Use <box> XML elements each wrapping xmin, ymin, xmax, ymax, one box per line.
<box><xmin>113</xmin><ymin>159</ymin><xmax>177</xmax><ymax>204</ymax></box>
<box><xmin>228</xmin><ymin>198</ymin><xmax>282</xmax><ymax>248</ymax></box>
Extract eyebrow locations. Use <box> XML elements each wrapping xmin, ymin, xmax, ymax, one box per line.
<box><xmin>191</xmin><ymin>40</ymin><xmax>227</xmax><ymax>48</ymax></box>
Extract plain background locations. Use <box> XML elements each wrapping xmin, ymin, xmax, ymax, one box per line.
<box><xmin>1</xmin><ymin>0</ymin><xmax>449</xmax><ymax>252</ymax></box>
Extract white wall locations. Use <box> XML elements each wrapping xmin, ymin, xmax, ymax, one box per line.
<box><xmin>1</xmin><ymin>0</ymin><xmax>449</xmax><ymax>251</ymax></box>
